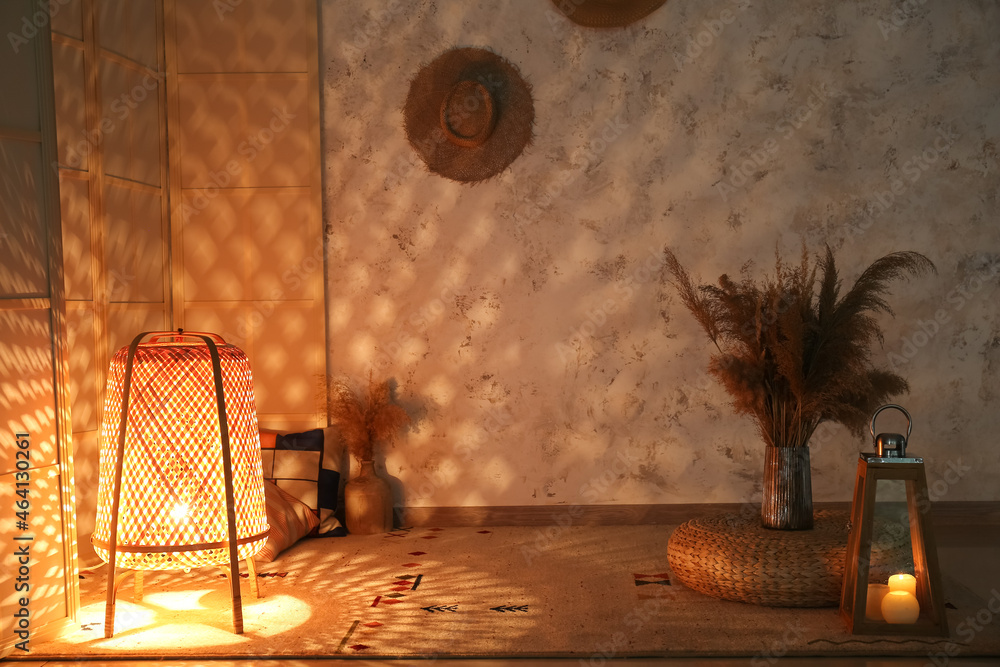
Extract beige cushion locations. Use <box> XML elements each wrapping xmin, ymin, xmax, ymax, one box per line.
<box><xmin>255</xmin><ymin>479</ymin><xmax>319</xmax><ymax>563</ymax></box>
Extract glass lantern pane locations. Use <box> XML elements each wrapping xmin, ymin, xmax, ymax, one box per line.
<box><xmin>869</xmin><ymin>478</ymin><xmax>915</xmax><ymax>584</ymax></box>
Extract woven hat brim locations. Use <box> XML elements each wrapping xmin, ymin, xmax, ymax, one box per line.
<box><xmin>404</xmin><ymin>48</ymin><xmax>534</xmax><ymax>183</ymax></box>
<box><xmin>551</xmin><ymin>0</ymin><xmax>667</xmax><ymax>28</ymax></box>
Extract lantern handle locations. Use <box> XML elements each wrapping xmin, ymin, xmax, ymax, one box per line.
<box><xmin>869</xmin><ymin>404</ymin><xmax>912</xmax><ymax>441</ymax></box>
<box><xmin>147</xmin><ymin>330</ymin><xmax>228</xmax><ymax>345</ymax></box>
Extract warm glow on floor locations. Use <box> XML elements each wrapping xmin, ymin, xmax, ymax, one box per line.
<box><xmin>64</xmin><ymin>592</ymin><xmax>312</xmax><ymax>647</ymax></box>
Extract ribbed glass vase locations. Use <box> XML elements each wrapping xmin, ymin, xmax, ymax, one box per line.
<box><xmin>761</xmin><ymin>445</ymin><xmax>814</xmax><ymax>530</ymax></box>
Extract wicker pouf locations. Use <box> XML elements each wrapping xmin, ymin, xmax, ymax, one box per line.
<box><xmin>667</xmin><ymin>509</ymin><xmax>912</xmax><ymax>607</ymax></box>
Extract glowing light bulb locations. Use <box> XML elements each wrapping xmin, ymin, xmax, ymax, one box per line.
<box><xmin>170</xmin><ymin>503</ymin><xmax>189</xmax><ymax>521</ymax></box>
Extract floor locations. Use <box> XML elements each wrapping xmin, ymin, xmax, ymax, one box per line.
<box><xmin>10</xmin><ymin>523</ymin><xmax>999</xmax><ymax>666</ymax></box>
<box><xmin>9</xmin><ymin>659</ymin><xmax>1000</xmax><ymax>666</ymax></box>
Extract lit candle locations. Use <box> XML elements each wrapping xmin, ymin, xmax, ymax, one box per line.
<box><xmin>865</xmin><ymin>583</ymin><xmax>890</xmax><ymax>621</ymax></box>
<box><xmin>888</xmin><ymin>573</ymin><xmax>917</xmax><ymax>597</ymax></box>
<box><xmin>881</xmin><ymin>590</ymin><xmax>920</xmax><ymax>624</ymax></box>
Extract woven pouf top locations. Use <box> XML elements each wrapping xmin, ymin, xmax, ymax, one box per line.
<box><xmin>667</xmin><ymin>509</ymin><xmax>912</xmax><ymax>607</ymax></box>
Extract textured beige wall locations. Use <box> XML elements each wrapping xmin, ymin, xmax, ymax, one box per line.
<box><xmin>319</xmin><ymin>0</ymin><xmax>1000</xmax><ymax>506</ymax></box>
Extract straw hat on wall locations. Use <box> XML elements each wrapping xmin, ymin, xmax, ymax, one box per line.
<box><xmin>550</xmin><ymin>0</ymin><xmax>668</xmax><ymax>28</ymax></box>
<box><xmin>403</xmin><ymin>47</ymin><xmax>534</xmax><ymax>183</ymax></box>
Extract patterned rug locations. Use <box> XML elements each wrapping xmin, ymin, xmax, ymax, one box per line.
<box><xmin>15</xmin><ymin>526</ymin><xmax>1000</xmax><ymax>660</ymax></box>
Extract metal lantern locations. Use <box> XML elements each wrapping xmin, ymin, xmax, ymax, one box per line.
<box><xmin>93</xmin><ymin>331</ymin><xmax>269</xmax><ymax>637</ymax></box>
<box><xmin>839</xmin><ymin>404</ymin><xmax>948</xmax><ymax>636</ymax></box>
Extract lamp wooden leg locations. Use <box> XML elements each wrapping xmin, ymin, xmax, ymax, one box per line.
<box><xmin>134</xmin><ymin>570</ymin><xmax>143</xmax><ymax>601</ymax></box>
<box><xmin>247</xmin><ymin>557</ymin><xmax>261</xmax><ymax>599</ymax></box>
<box><xmin>104</xmin><ymin>563</ymin><xmax>117</xmax><ymax>639</ymax></box>
<box><xmin>113</xmin><ymin>569</ymin><xmax>137</xmax><ymax>598</ymax></box>
<box><xmin>229</xmin><ymin>560</ymin><xmax>244</xmax><ymax>634</ymax></box>
<box><xmin>217</xmin><ymin>563</ymin><xmax>244</xmax><ymax>634</ymax></box>
<box><xmin>205</xmin><ymin>335</ymin><xmax>245</xmax><ymax>635</ymax></box>
<box><xmin>104</xmin><ymin>333</ymin><xmax>145</xmax><ymax>639</ymax></box>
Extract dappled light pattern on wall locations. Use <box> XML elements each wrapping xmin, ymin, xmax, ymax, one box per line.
<box><xmin>0</xmin><ymin>468</ymin><xmax>68</xmax><ymax>627</ymax></box>
<box><xmin>0</xmin><ymin>142</ymin><xmax>48</xmax><ymax>297</ymax></box>
<box><xmin>0</xmin><ymin>467</ymin><xmax>70</xmax><ymax>633</ymax></box>
<box><xmin>0</xmin><ymin>311</ymin><xmax>58</xmax><ymax>469</ymax></box>
<box><xmin>170</xmin><ymin>0</ymin><xmax>326</xmax><ymax>432</ymax></box>
<box><xmin>1</xmin><ymin>2</ymin><xmax>76</xmax><ymax>641</ymax></box>
<box><xmin>320</xmin><ymin>1</ymin><xmax>1000</xmax><ymax>507</ymax></box>
<box><xmin>50</xmin><ymin>0</ymin><xmax>171</xmax><ymax>567</ymax></box>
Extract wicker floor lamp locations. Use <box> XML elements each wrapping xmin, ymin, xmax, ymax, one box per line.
<box><xmin>92</xmin><ymin>331</ymin><xmax>269</xmax><ymax>637</ymax></box>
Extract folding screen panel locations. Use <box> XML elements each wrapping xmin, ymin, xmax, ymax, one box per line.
<box><xmin>165</xmin><ymin>0</ymin><xmax>327</xmax><ymax>431</ymax></box>
<box><xmin>2</xmin><ymin>0</ymin><xmax>327</xmax><ymax>652</ymax></box>
<box><xmin>50</xmin><ymin>0</ymin><xmax>170</xmax><ymax>567</ymax></box>
<box><xmin>0</xmin><ymin>0</ymin><xmax>78</xmax><ymax>655</ymax></box>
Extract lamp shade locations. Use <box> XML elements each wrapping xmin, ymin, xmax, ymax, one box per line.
<box><xmin>93</xmin><ymin>331</ymin><xmax>268</xmax><ymax>571</ymax></box>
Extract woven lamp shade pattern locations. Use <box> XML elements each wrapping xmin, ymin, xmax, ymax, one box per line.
<box><xmin>93</xmin><ymin>338</ymin><xmax>268</xmax><ymax>571</ymax></box>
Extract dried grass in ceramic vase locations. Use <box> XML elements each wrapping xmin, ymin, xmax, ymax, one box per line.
<box><xmin>328</xmin><ymin>371</ymin><xmax>411</xmax><ymax>462</ymax></box>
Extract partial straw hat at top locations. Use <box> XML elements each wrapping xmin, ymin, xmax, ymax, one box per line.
<box><xmin>403</xmin><ymin>47</ymin><xmax>534</xmax><ymax>184</ymax></box>
<box><xmin>550</xmin><ymin>0</ymin><xmax>668</xmax><ymax>28</ymax></box>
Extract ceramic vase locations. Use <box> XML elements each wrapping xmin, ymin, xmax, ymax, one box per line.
<box><xmin>761</xmin><ymin>445</ymin><xmax>813</xmax><ymax>530</ymax></box>
<box><xmin>344</xmin><ymin>459</ymin><xmax>394</xmax><ymax>534</ymax></box>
